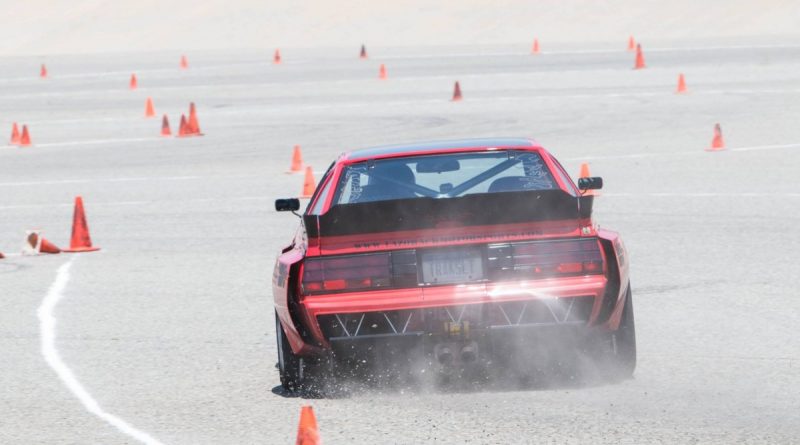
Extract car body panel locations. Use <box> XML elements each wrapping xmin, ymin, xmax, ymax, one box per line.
<box><xmin>597</xmin><ymin>228</ymin><xmax>630</xmax><ymax>330</ymax></box>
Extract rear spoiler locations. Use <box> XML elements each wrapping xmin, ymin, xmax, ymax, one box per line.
<box><xmin>304</xmin><ymin>190</ymin><xmax>593</xmax><ymax>238</ymax></box>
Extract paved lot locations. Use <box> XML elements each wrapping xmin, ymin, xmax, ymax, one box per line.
<box><xmin>2</xmin><ymin>41</ymin><xmax>800</xmax><ymax>444</ymax></box>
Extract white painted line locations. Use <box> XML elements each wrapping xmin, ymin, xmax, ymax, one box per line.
<box><xmin>0</xmin><ymin>61</ymin><xmax>280</xmax><ymax>84</ymax></box>
<box><xmin>380</xmin><ymin>43</ymin><xmax>800</xmax><ymax>59</ymax></box>
<box><xmin>0</xmin><ymin>196</ymin><xmax>272</xmax><ymax>211</ymax></box>
<box><xmin>0</xmin><ymin>175</ymin><xmax>202</xmax><ymax>187</ymax></box>
<box><xmin>563</xmin><ymin>150</ymin><xmax>695</xmax><ymax>161</ymax></box>
<box><xmin>565</xmin><ymin>142</ymin><xmax>800</xmax><ymax>162</ymax></box>
<box><xmin>38</xmin><ymin>258</ymin><xmax>166</xmax><ymax>445</ymax></box>
<box><xmin>729</xmin><ymin>143</ymin><xmax>800</xmax><ymax>152</ymax></box>
<box><xmin>36</xmin><ymin>137</ymin><xmax>163</xmax><ymax>148</ymax></box>
<box><xmin>201</xmin><ymin>88</ymin><xmax>800</xmax><ymax>115</ymax></box>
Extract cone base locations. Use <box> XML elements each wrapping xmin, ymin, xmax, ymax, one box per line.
<box><xmin>705</xmin><ymin>147</ymin><xmax>725</xmax><ymax>152</ymax></box>
<box><xmin>63</xmin><ymin>246</ymin><xmax>101</xmax><ymax>253</ymax></box>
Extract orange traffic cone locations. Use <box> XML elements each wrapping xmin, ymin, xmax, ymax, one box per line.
<box><xmin>301</xmin><ymin>167</ymin><xmax>316</xmax><ymax>198</ymax></box>
<box><xmin>130</xmin><ymin>73</ymin><xmax>138</xmax><ymax>90</ymax></box>
<box><xmin>634</xmin><ymin>44</ymin><xmax>645</xmax><ymax>69</ymax></box>
<box><xmin>579</xmin><ymin>163</ymin><xmax>598</xmax><ymax>196</ymax></box>
<box><xmin>145</xmin><ymin>97</ymin><xmax>156</xmax><ymax>117</ymax></box>
<box><xmin>24</xmin><ymin>231</ymin><xmax>61</xmax><ymax>254</ymax></box>
<box><xmin>161</xmin><ymin>115</ymin><xmax>172</xmax><ymax>137</ymax></box>
<box><xmin>627</xmin><ymin>35</ymin><xmax>635</xmax><ymax>51</ymax></box>
<box><xmin>676</xmin><ymin>73</ymin><xmax>687</xmax><ymax>94</ymax></box>
<box><xmin>180</xmin><ymin>55</ymin><xmax>189</xmax><ymax>69</ymax></box>
<box><xmin>40</xmin><ymin>64</ymin><xmax>48</xmax><ymax>78</ymax></box>
<box><xmin>360</xmin><ymin>44</ymin><xmax>368</xmax><ymax>59</ymax></box>
<box><xmin>39</xmin><ymin>237</ymin><xmax>61</xmax><ymax>254</ymax></box>
<box><xmin>188</xmin><ymin>102</ymin><xmax>202</xmax><ymax>135</ymax></box>
<box><xmin>19</xmin><ymin>125</ymin><xmax>31</xmax><ymax>146</ymax></box>
<box><xmin>295</xmin><ymin>406</ymin><xmax>320</xmax><ymax>445</ymax></box>
<box><xmin>274</xmin><ymin>49</ymin><xmax>282</xmax><ymax>64</ymax></box>
<box><xmin>531</xmin><ymin>39</ymin><xmax>540</xmax><ymax>54</ymax></box>
<box><xmin>63</xmin><ymin>196</ymin><xmax>100</xmax><ymax>252</ymax></box>
<box><xmin>288</xmin><ymin>145</ymin><xmax>304</xmax><ymax>173</ymax></box>
<box><xmin>708</xmin><ymin>123</ymin><xmax>725</xmax><ymax>151</ymax></box>
<box><xmin>10</xmin><ymin>122</ymin><xmax>20</xmax><ymax>145</ymax></box>
<box><xmin>452</xmin><ymin>81</ymin><xmax>463</xmax><ymax>101</ymax></box>
<box><xmin>178</xmin><ymin>114</ymin><xmax>188</xmax><ymax>137</ymax></box>
<box><xmin>379</xmin><ymin>63</ymin><xmax>387</xmax><ymax>80</ymax></box>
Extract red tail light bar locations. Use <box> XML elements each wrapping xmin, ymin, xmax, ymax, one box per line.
<box><xmin>302</xmin><ymin>253</ymin><xmax>393</xmax><ymax>293</ymax></box>
<box><xmin>487</xmin><ymin>238</ymin><xmax>604</xmax><ymax>280</ymax></box>
<box><xmin>301</xmin><ymin>238</ymin><xmax>604</xmax><ymax>295</ymax></box>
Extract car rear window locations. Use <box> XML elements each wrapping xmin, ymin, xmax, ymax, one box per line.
<box><xmin>333</xmin><ymin>150</ymin><xmax>557</xmax><ymax>205</ymax></box>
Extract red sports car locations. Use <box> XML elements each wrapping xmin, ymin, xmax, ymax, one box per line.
<box><xmin>272</xmin><ymin>138</ymin><xmax>634</xmax><ymax>390</ymax></box>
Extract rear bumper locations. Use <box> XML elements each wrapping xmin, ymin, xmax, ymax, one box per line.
<box><xmin>299</xmin><ymin>275</ymin><xmax>609</xmax><ymax>350</ymax></box>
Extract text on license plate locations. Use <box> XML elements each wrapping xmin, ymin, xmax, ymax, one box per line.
<box><xmin>421</xmin><ymin>248</ymin><xmax>484</xmax><ymax>284</ymax></box>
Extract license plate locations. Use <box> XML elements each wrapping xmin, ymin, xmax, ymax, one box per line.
<box><xmin>421</xmin><ymin>248</ymin><xmax>484</xmax><ymax>284</ymax></box>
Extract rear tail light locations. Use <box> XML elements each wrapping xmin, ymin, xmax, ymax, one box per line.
<box><xmin>488</xmin><ymin>238</ymin><xmax>604</xmax><ymax>280</ymax></box>
<box><xmin>556</xmin><ymin>262</ymin><xmax>583</xmax><ymax>274</ymax></box>
<box><xmin>302</xmin><ymin>253</ymin><xmax>391</xmax><ymax>294</ymax></box>
<box><xmin>302</xmin><ymin>239</ymin><xmax>604</xmax><ymax>294</ymax></box>
<box><xmin>302</xmin><ymin>251</ymin><xmax>417</xmax><ymax>294</ymax></box>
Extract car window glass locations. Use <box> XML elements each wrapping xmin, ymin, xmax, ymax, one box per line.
<box><xmin>334</xmin><ymin>151</ymin><xmax>556</xmax><ymax>205</ymax></box>
<box><xmin>549</xmin><ymin>157</ymin><xmax>578</xmax><ymax>196</ymax></box>
<box><xmin>308</xmin><ymin>162</ymin><xmax>335</xmax><ymax>215</ymax></box>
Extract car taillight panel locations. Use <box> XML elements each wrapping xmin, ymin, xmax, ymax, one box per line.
<box><xmin>302</xmin><ymin>239</ymin><xmax>604</xmax><ymax>294</ymax></box>
<box><xmin>487</xmin><ymin>238</ymin><xmax>604</xmax><ymax>280</ymax></box>
<box><xmin>302</xmin><ymin>252</ymin><xmax>407</xmax><ymax>294</ymax></box>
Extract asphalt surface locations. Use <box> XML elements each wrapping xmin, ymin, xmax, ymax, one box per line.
<box><xmin>2</xmin><ymin>41</ymin><xmax>800</xmax><ymax>444</ymax></box>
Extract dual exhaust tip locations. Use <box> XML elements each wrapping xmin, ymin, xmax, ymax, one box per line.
<box><xmin>436</xmin><ymin>341</ymin><xmax>478</xmax><ymax>366</ymax></box>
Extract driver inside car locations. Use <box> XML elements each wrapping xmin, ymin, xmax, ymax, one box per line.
<box><xmin>357</xmin><ymin>163</ymin><xmax>417</xmax><ymax>202</ymax></box>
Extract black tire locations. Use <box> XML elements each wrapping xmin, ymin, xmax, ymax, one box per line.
<box><xmin>610</xmin><ymin>285</ymin><xmax>637</xmax><ymax>378</ymax></box>
<box><xmin>275</xmin><ymin>311</ymin><xmax>305</xmax><ymax>391</ymax></box>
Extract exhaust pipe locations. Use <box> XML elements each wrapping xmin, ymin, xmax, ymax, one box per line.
<box><xmin>435</xmin><ymin>344</ymin><xmax>454</xmax><ymax>366</ymax></box>
<box><xmin>460</xmin><ymin>341</ymin><xmax>478</xmax><ymax>363</ymax></box>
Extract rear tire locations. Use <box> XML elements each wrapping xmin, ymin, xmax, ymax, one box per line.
<box><xmin>275</xmin><ymin>311</ymin><xmax>305</xmax><ymax>391</ymax></box>
<box><xmin>610</xmin><ymin>285</ymin><xmax>636</xmax><ymax>378</ymax></box>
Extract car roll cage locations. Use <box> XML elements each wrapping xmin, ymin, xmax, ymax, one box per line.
<box><xmin>356</xmin><ymin>152</ymin><xmax>544</xmax><ymax>199</ymax></box>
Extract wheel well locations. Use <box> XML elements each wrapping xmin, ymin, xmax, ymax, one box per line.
<box><xmin>597</xmin><ymin>238</ymin><xmax>621</xmax><ymax>324</ymax></box>
<box><xmin>287</xmin><ymin>261</ymin><xmax>315</xmax><ymax>345</ymax></box>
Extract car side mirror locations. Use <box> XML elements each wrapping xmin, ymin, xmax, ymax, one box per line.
<box><xmin>578</xmin><ymin>177</ymin><xmax>603</xmax><ymax>191</ymax></box>
<box><xmin>275</xmin><ymin>198</ymin><xmax>300</xmax><ymax>212</ymax></box>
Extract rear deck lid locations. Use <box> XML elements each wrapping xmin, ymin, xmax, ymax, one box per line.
<box><xmin>304</xmin><ymin>190</ymin><xmax>584</xmax><ymax>254</ymax></box>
